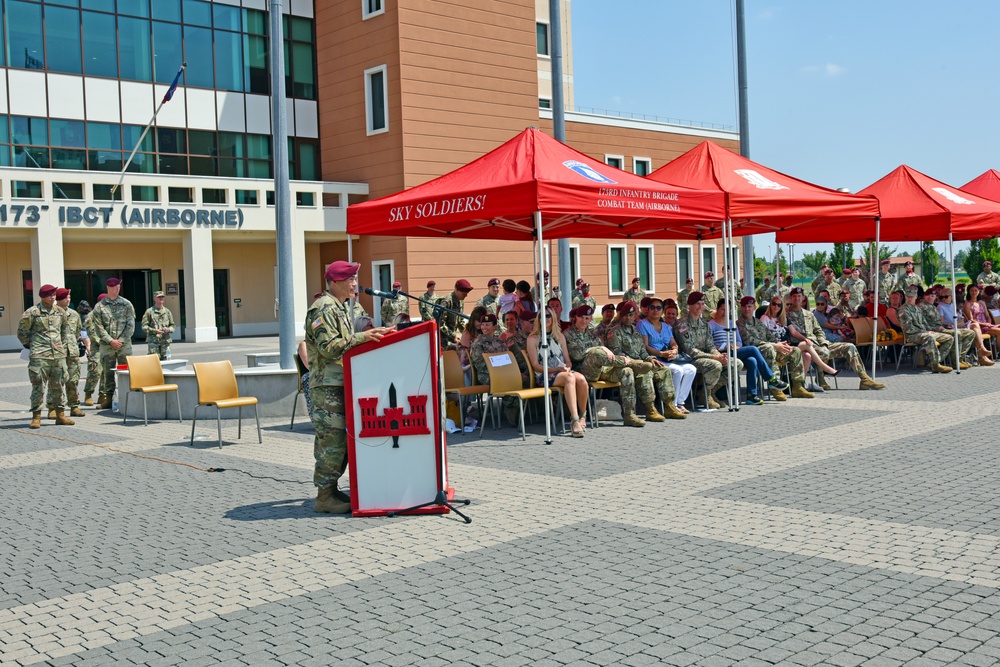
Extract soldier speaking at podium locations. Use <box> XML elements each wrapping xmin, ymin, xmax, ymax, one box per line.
<box><xmin>306</xmin><ymin>261</ymin><xmax>390</xmax><ymax>514</ymax></box>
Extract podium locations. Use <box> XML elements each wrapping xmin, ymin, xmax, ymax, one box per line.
<box><xmin>344</xmin><ymin>320</ymin><xmax>454</xmax><ymax>518</ymax></box>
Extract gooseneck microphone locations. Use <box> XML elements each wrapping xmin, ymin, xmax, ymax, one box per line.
<box><xmin>362</xmin><ymin>286</ymin><xmax>399</xmax><ymax>299</ymax></box>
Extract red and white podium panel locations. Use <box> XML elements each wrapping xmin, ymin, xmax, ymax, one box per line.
<box><xmin>344</xmin><ymin>321</ymin><xmax>448</xmax><ymax>517</ymax></box>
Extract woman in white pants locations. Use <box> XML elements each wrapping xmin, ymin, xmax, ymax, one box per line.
<box><xmin>637</xmin><ymin>298</ymin><xmax>697</xmax><ymax>413</ymax></box>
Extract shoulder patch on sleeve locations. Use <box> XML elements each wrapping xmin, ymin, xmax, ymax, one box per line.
<box><xmin>311</xmin><ymin>318</ymin><xmax>323</xmax><ymax>330</ymax></box>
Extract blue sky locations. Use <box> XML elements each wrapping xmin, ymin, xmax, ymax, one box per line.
<box><xmin>571</xmin><ymin>1</ymin><xmax>1000</xmax><ymax>261</ymax></box>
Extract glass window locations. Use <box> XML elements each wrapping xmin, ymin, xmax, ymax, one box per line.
<box><xmin>158</xmin><ymin>155</ymin><xmax>187</xmax><ymax>174</ymax></box>
<box><xmin>677</xmin><ymin>247</ymin><xmax>693</xmax><ymax>289</ymax></box>
<box><xmin>296</xmin><ymin>141</ymin><xmax>318</xmax><ymax>181</ymax></box>
<box><xmin>291</xmin><ymin>17</ymin><xmax>313</xmax><ymax>42</ymax></box>
<box><xmin>93</xmin><ymin>184</ymin><xmax>123</xmax><ymax>201</ymax></box>
<box><xmin>119</xmin><ymin>16</ymin><xmax>152</xmax><ymax>81</ymax></box>
<box><xmin>296</xmin><ymin>192</ymin><xmax>315</xmax><ymax>206</ymax></box>
<box><xmin>132</xmin><ymin>185</ymin><xmax>159</xmax><ymax>202</ymax></box>
<box><xmin>83</xmin><ymin>11</ymin><xmax>117</xmax><ymax>77</ymax></box>
<box><xmin>202</xmin><ymin>188</ymin><xmax>226</xmax><ymax>204</ymax></box>
<box><xmin>246</xmin><ymin>33</ymin><xmax>268</xmax><ymax>94</ymax></box>
<box><xmin>247</xmin><ymin>159</ymin><xmax>271</xmax><ymax>179</ymax></box>
<box><xmin>51</xmin><ymin>120</ymin><xmax>86</xmax><ymax>148</ymax></box>
<box><xmin>53</xmin><ymin>183</ymin><xmax>85</xmax><ymax>200</ymax></box>
<box><xmin>52</xmin><ymin>148</ymin><xmax>87</xmax><ymax>170</ymax></box>
<box><xmin>363</xmin><ymin>0</ymin><xmax>383</xmax><ymax>19</ymax></box>
<box><xmin>151</xmin><ymin>0</ymin><xmax>180</xmax><ymax>22</ymax></box>
<box><xmin>81</xmin><ymin>0</ymin><xmax>115</xmax><ymax>11</ymax></box>
<box><xmin>218</xmin><ymin>132</ymin><xmax>245</xmax><ymax>158</ymax></box>
<box><xmin>44</xmin><ymin>6</ymin><xmax>83</xmax><ymax>74</ymax></box>
<box><xmin>536</xmin><ymin>23</ymin><xmax>549</xmax><ymax>56</ymax></box>
<box><xmin>266</xmin><ymin>191</ymin><xmax>275</xmax><ymax>206</ymax></box>
<box><xmin>215</xmin><ymin>30</ymin><xmax>243</xmax><ymax>91</ymax></box>
<box><xmin>0</xmin><ymin>115</ymin><xmax>8</xmax><ymax>143</ymax></box>
<box><xmin>637</xmin><ymin>247</ymin><xmax>653</xmax><ymax>291</ymax></box>
<box><xmin>7</xmin><ymin>1</ymin><xmax>44</xmax><ymax>70</ymax></box>
<box><xmin>247</xmin><ymin>134</ymin><xmax>270</xmax><ymax>160</ymax></box>
<box><xmin>235</xmin><ymin>189</ymin><xmax>258</xmax><ymax>205</ymax></box>
<box><xmin>538</xmin><ymin>98</ymin><xmax>551</xmax><ymax>109</ymax></box>
<box><xmin>0</xmin><ymin>147</ymin><xmax>10</xmax><ymax>167</ymax></box>
<box><xmin>122</xmin><ymin>125</ymin><xmax>154</xmax><ymax>152</ymax></box>
<box><xmin>609</xmin><ymin>247</ymin><xmax>625</xmax><ymax>293</ymax></box>
<box><xmin>218</xmin><ymin>157</ymin><xmax>245</xmax><ymax>177</ymax></box>
<box><xmin>702</xmin><ymin>247</ymin><xmax>716</xmax><ymax>275</ymax></box>
<box><xmin>183</xmin><ymin>25</ymin><xmax>214</xmax><ymax>88</ymax></box>
<box><xmin>118</xmin><ymin>0</ymin><xmax>151</xmax><ymax>18</ymax></box>
<box><xmin>213</xmin><ymin>3</ymin><xmax>241</xmax><ymax>32</ymax></box>
<box><xmin>291</xmin><ymin>42</ymin><xmax>315</xmax><ymax>98</ymax></box>
<box><xmin>12</xmin><ymin>117</ymin><xmax>47</xmax><ymax>146</ymax></box>
<box><xmin>189</xmin><ymin>156</ymin><xmax>217</xmax><ymax>176</ymax></box>
<box><xmin>244</xmin><ymin>9</ymin><xmax>266</xmax><ymax>35</ymax></box>
<box><xmin>88</xmin><ymin>150</ymin><xmax>124</xmax><ymax>171</ymax></box>
<box><xmin>155</xmin><ymin>127</ymin><xmax>186</xmax><ymax>154</ymax></box>
<box><xmin>123</xmin><ymin>153</ymin><xmax>155</xmax><ymax>172</ymax></box>
<box><xmin>13</xmin><ymin>181</ymin><xmax>44</xmax><ymax>198</ymax></box>
<box><xmin>14</xmin><ymin>147</ymin><xmax>49</xmax><ymax>169</ymax></box>
<box><xmin>365</xmin><ymin>66</ymin><xmax>387</xmax><ymax>134</ymax></box>
<box><xmin>188</xmin><ymin>130</ymin><xmax>217</xmax><ymax>156</ymax></box>
<box><xmin>634</xmin><ymin>158</ymin><xmax>651</xmax><ymax>177</ymax></box>
<box><xmin>605</xmin><ymin>155</ymin><xmax>623</xmax><ymax>169</ymax></box>
<box><xmin>152</xmin><ymin>21</ymin><xmax>183</xmax><ymax>84</ymax></box>
<box><xmin>48</xmin><ymin>0</ymin><xmax>81</xmax><ymax>6</ymax></box>
<box><xmin>183</xmin><ymin>0</ymin><xmax>211</xmax><ymax>26</ymax></box>
<box><xmin>168</xmin><ymin>187</ymin><xmax>193</xmax><ymax>203</ymax></box>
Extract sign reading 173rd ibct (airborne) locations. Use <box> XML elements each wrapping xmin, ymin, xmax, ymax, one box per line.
<box><xmin>0</xmin><ymin>204</ymin><xmax>244</xmax><ymax>228</ymax></box>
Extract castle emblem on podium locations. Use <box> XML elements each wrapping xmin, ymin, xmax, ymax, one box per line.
<box><xmin>358</xmin><ymin>383</ymin><xmax>431</xmax><ymax>447</ymax></box>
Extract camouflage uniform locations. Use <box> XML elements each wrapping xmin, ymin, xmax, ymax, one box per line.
<box><xmin>506</xmin><ymin>330</ymin><xmax>532</xmax><ymax>386</ymax></box>
<box><xmin>737</xmin><ymin>314</ymin><xmax>805</xmax><ymax>385</ymax></box>
<box><xmin>470</xmin><ymin>333</ymin><xmax>510</xmax><ymax>387</ymax></box>
<box><xmin>572</xmin><ymin>294</ymin><xmax>597</xmax><ymax>311</ymax></box>
<box><xmin>418</xmin><ymin>291</ymin><xmax>439</xmax><ymax>321</ymax></box>
<box><xmin>701</xmin><ymin>285</ymin><xmax>725</xmax><ymax>318</ymax></box>
<box><xmin>475</xmin><ymin>292</ymin><xmax>500</xmax><ymax>315</ymax></box>
<box><xmin>918</xmin><ymin>301</ymin><xmax>976</xmax><ymax>361</ymax></box>
<box><xmin>90</xmin><ymin>295</ymin><xmax>136</xmax><ymax>398</ymax></box>
<box><xmin>435</xmin><ymin>291</ymin><xmax>465</xmax><ymax>348</ymax></box>
<box><xmin>816</xmin><ymin>278</ymin><xmax>841</xmax><ymax>300</ymax></box>
<box><xmin>899</xmin><ymin>302</ymin><xmax>952</xmax><ymax>367</ymax></box>
<box><xmin>607</xmin><ymin>323</ymin><xmax>676</xmax><ymax>405</ymax></box>
<box><xmin>786</xmin><ymin>306</ymin><xmax>867</xmax><ymax>375</ymax></box>
<box><xmin>675</xmin><ymin>314</ymin><xmax>725</xmax><ymax>391</ymax></box>
<box><xmin>976</xmin><ymin>269</ymin><xmax>1000</xmax><ymax>290</ymax></box>
<box><xmin>594</xmin><ymin>320</ymin><xmax>614</xmax><ymax>344</ymax></box>
<box><xmin>677</xmin><ymin>287</ymin><xmax>693</xmax><ymax>316</ymax></box>
<box><xmin>379</xmin><ymin>293</ymin><xmax>408</xmax><ymax>326</ymax></box>
<box><xmin>141</xmin><ymin>306</ymin><xmax>175</xmax><ymax>359</ymax></box>
<box><xmin>899</xmin><ymin>271</ymin><xmax>924</xmax><ymax>291</ymax></box>
<box><xmin>754</xmin><ymin>282</ymin><xmax>772</xmax><ymax>305</ymax></box>
<box><xmin>83</xmin><ymin>311</ymin><xmax>101</xmax><ymax>400</ymax></box>
<box><xmin>843</xmin><ymin>277</ymin><xmax>866</xmax><ymax>310</ymax></box>
<box><xmin>53</xmin><ymin>306</ymin><xmax>83</xmax><ymax>412</ymax></box>
<box><xmin>715</xmin><ymin>278</ymin><xmax>742</xmax><ymax>300</ymax></box>
<box><xmin>17</xmin><ymin>302</ymin><xmax>69</xmax><ymax>412</ymax></box>
<box><xmin>565</xmin><ymin>326</ymin><xmax>638</xmax><ymax>416</ymax></box>
<box><xmin>810</xmin><ymin>275</ymin><xmax>825</xmax><ymax>299</ymax></box>
<box><xmin>622</xmin><ymin>287</ymin><xmax>646</xmax><ymax>304</ymax></box>
<box><xmin>878</xmin><ymin>270</ymin><xmax>897</xmax><ymax>303</ymax></box>
<box><xmin>835</xmin><ymin>298</ymin><xmax>857</xmax><ymax>318</ymax></box>
<box><xmin>305</xmin><ymin>293</ymin><xmax>366</xmax><ymax>490</ymax></box>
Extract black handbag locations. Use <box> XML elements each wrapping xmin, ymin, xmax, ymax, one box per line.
<box><xmin>78</xmin><ymin>339</ymin><xmax>87</xmax><ymax>358</ymax></box>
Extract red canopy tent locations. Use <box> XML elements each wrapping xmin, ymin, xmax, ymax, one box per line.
<box><xmin>645</xmin><ymin>140</ymin><xmax>880</xmax><ymax>239</ymax></box>
<box><xmin>347</xmin><ymin>128</ymin><xmax>729</xmax><ymax>439</ymax></box>
<box><xmin>960</xmin><ymin>169</ymin><xmax>1000</xmax><ymax>203</ymax></box>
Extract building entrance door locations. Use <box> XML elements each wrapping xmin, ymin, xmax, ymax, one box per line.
<box><xmin>65</xmin><ymin>269</ymin><xmax>161</xmax><ymax>340</ymax></box>
<box><xmin>214</xmin><ymin>269</ymin><xmax>231</xmax><ymax>337</ymax></box>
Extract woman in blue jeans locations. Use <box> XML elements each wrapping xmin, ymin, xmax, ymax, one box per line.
<box><xmin>709</xmin><ymin>300</ymin><xmax>788</xmax><ymax>405</ymax></box>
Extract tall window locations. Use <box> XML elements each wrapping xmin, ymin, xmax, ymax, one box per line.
<box><xmin>536</xmin><ymin>22</ymin><xmax>550</xmax><ymax>56</ymax></box>
<box><xmin>725</xmin><ymin>247</ymin><xmax>740</xmax><ymax>279</ymax></box>
<box><xmin>568</xmin><ymin>245</ymin><xmax>581</xmax><ymax>288</ymax></box>
<box><xmin>608</xmin><ymin>246</ymin><xmax>627</xmax><ymax>295</ymax></box>
<box><xmin>634</xmin><ymin>158</ymin><xmax>651</xmax><ymax>177</ymax></box>
<box><xmin>636</xmin><ymin>245</ymin><xmax>654</xmax><ymax>292</ymax></box>
<box><xmin>677</xmin><ymin>246</ymin><xmax>693</xmax><ymax>289</ymax></box>
<box><xmin>365</xmin><ymin>65</ymin><xmax>388</xmax><ymax>135</ymax></box>
<box><xmin>363</xmin><ymin>0</ymin><xmax>385</xmax><ymax>19</ymax></box>
<box><xmin>605</xmin><ymin>155</ymin><xmax>624</xmax><ymax>170</ymax></box>
<box><xmin>702</xmin><ymin>246</ymin><xmax>717</xmax><ymax>279</ymax></box>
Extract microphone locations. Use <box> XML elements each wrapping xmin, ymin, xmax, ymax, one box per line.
<box><xmin>363</xmin><ymin>286</ymin><xmax>399</xmax><ymax>299</ymax></box>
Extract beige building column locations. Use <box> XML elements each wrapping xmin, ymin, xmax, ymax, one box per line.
<box><xmin>30</xmin><ymin>224</ymin><xmax>65</xmax><ymax>294</ymax></box>
<box><xmin>182</xmin><ymin>227</ymin><xmax>218</xmax><ymax>343</ymax></box>
<box><xmin>290</xmin><ymin>226</ymin><xmax>308</xmax><ymax>335</ymax></box>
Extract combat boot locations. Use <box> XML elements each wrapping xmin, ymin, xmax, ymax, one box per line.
<box><xmin>84</xmin><ymin>395</ymin><xmax>94</xmax><ymax>406</ymax></box>
<box><xmin>29</xmin><ymin>412</ymin><xmax>41</xmax><ymax>429</ymax></box>
<box><xmin>769</xmin><ymin>387</ymin><xmax>788</xmax><ymax>402</ymax></box>
<box><xmin>706</xmin><ymin>395</ymin><xmax>721</xmax><ymax>410</ymax></box>
<box><xmin>70</xmin><ymin>407</ymin><xmax>86</xmax><ymax>418</ymax></box>
<box><xmin>97</xmin><ymin>393</ymin><xmax>108</xmax><ymax>408</ymax></box>
<box><xmin>643</xmin><ymin>403</ymin><xmax>667</xmax><ymax>422</ymax></box>
<box><xmin>314</xmin><ymin>486</ymin><xmax>351</xmax><ymax>514</ymax></box>
<box><xmin>858</xmin><ymin>373</ymin><xmax>886</xmax><ymax>390</ymax></box>
<box><xmin>54</xmin><ymin>410</ymin><xmax>75</xmax><ymax>426</ymax></box>
<box><xmin>815</xmin><ymin>370</ymin><xmax>832</xmax><ymax>391</ymax></box>
<box><xmin>622</xmin><ymin>412</ymin><xmax>646</xmax><ymax>427</ymax></box>
<box><xmin>790</xmin><ymin>382</ymin><xmax>815</xmax><ymax>399</ymax></box>
<box><xmin>959</xmin><ymin>361</ymin><xmax>972</xmax><ymax>370</ymax></box>
<box><xmin>931</xmin><ymin>363</ymin><xmax>953</xmax><ymax>374</ymax></box>
<box><xmin>99</xmin><ymin>394</ymin><xmax>114</xmax><ymax>409</ymax></box>
<box><xmin>47</xmin><ymin>409</ymin><xmax>56</xmax><ymax>419</ymax></box>
<box><xmin>662</xmin><ymin>402</ymin><xmax>687</xmax><ymax>419</ymax></box>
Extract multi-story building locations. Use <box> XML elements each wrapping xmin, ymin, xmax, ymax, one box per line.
<box><xmin>0</xmin><ymin>0</ymin><xmax>738</xmax><ymax>349</ymax></box>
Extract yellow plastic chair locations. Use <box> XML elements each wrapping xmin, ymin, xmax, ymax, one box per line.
<box><xmin>588</xmin><ymin>379</ymin><xmax>620</xmax><ymax>428</ymax></box>
<box><xmin>443</xmin><ymin>349</ymin><xmax>488</xmax><ymax>430</ymax></box>
<box><xmin>481</xmin><ymin>351</ymin><xmax>560</xmax><ymax>440</ymax></box>
<box><xmin>189</xmin><ymin>360</ymin><xmax>261</xmax><ymax>449</ymax></box>
<box><xmin>290</xmin><ymin>354</ymin><xmax>308</xmax><ymax>430</ymax></box>
<box><xmin>123</xmin><ymin>354</ymin><xmax>181</xmax><ymax>426</ymax></box>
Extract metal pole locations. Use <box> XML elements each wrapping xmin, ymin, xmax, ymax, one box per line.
<box><xmin>735</xmin><ymin>0</ymin><xmax>755</xmax><ymax>296</ymax></box>
<box><xmin>270</xmin><ymin>1</ymin><xmax>295</xmax><ymax>370</ymax></box>
<box><xmin>950</xmin><ymin>234</ymin><xmax>960</xmax><ymax>372</ymax></box>
<box><xmin>549</xmin><ymin>0</ymin><xmax>572</xmax><ymax>321</ymax></box>
<box><xmin>536</xmin><ymin>212</ymin><xmax>552</xmax><ymax>444</ymax></box>
<box><xmin>871</xmin><ymin>222</ymin><xmax>880</xmax><ymax>379</ymax></box>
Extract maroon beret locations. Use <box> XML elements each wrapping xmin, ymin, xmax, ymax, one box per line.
<box><xmin>575</xmin><ymin>278</ymin><xmax>585</xmax><ymax>287</ymax></box>
<box><xmin>313</xmin><ymin>291</ymin><xmax>324</xmax><ymax>299</ymax></box>
<box><xmin>601</xmin><ymin>303</ymin><xmax>615</xmax><ymax>313</ymax></box>
<box><xmin>427</xmin><ymin>280</ymin><xmax>436</xmax><ymax>288</ymax></box>
<box><xmin>39</xmin><ymin>284</ymin><xmax>57</xmax><ymax>297</ymax></box>
<box><xmin>985</xmin><ymin>260</ymin><xmax>993</xmax><ymax>266</ymax></box>
<box><xmin>841</xmin><ymin>268</ymin><xmax>852</xmax><ymax>275</ymax></box>
<box><xmin>481</xmin><ymin>313</ymin><xmax>498</xmax><ymax>324</ymax></box>
<box><xmin>616</xmin><ymin>301</ymin><xmax>638</xmax><ymax>316</ymax></box>
<box><xmin>568</xmin><ymin>307</ymin><xmax>579</xmax><ymax>318</ymax></box>
<box><xmin>518</xmin><ymin>310</ymin><xmax>537</xmax><ymax>322</ymax></box>
<box><xmin>631</xmin><ymin>277</ymin><xmax>641</xmax><ymax>284</ymax></box>
<box><xmin>740</xmin><ymin>296</ymin><xmax>756</xmax><ymax>307</ymax></box>
<box><xmin>55</xmin><ymin>288</ymin><xmax>70</xmax><ymax>300</ymax></box>
<box><xmin>864</xmin><ymin>289</ymin><xmax>874</xmax><ymax>296</ymax></box>
<box><xmin>703</xmin><ymin>271</ymin><xmax>714</xmax><ymax>278</ymax></box>
<box><xmin>881</xmin><ymin>259</ymin><xmax>891</xmax><ymax>265</ymax></box>
<box><xmin>985</xmin><ymin>286</ymin><xmax>998</xmax><ymax>296</ymax></box>
<box><xmin>576</xmin><ymin>305</ymin><xmax>594</xmax><ymax>317</ymax></box>
<box><xmin>325</xmin><ymin>261</ymin><xmax>360</xmax><ymax>282</ymax></box>
<box><xmin>687</xmin><ymin>291</ymin><xmax>705</xmax><ymax>306</ymax></box>
<box><xmin>487</xmin><ymin>278</ymin><xmax>500</xmax><ymax>287</ymax></box>
<box><xmin>455</xmin><ymin>279</ymin><xmax>474</xmax><ymax>291</ymax></box>
<box><xmin>639</xmin><ymin>296</ymin><xmax>653</xmax><ymax>308</ymax></box>
<box><xmin>663</xmin><ymin>299</ymin><xmax>678</xmax><ymax>309</ymax></box>
<box><xmin>789</xmin><ymin>287</ymin><xmax>804</xmax><ymax>296</ymax></box>
<box><xmin>97</xmin><ymin>293</ymin><xmax>107</xmax><ymax>302</ymax></box>
<box><xmin>392</xmin><ymin>281</ymin><xmax>401</xmax><ymax>289</ymax></box>
<box><xmin>106</xmin><ymin>277</ymin><xmax>122</xmax><ymax>287</ymax></box>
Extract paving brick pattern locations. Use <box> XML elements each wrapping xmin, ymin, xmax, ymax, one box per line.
<box><xmin>2</xmin><ymin>337</ymin><xmax>1000</xmax><ymax>666</ymax></box>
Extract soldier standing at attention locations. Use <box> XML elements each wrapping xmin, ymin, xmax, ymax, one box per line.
<box><xmin>141</xmin><ymin>291</ymin><xmax>175</xmax><ymax>360</ymax></box>
<box><xmin>572</xmin><ymin>282</ymin><xmax>596</xmax><ymax>312</ymax></box>
<box><xmin>677</xmin><ymin>278</ymin><xmax>695</xmax><ymax>316</ymax></box>
<box><xmin>81</xmin><ymin>294</ymin><xmax>104</xmax><ymax>406</ymax></box>
<box><xmin>51</xmin><ymin>288</ymin><xmax>86</xmax><ymax>419</ymax></box>
<box><xmin>976</xmin><ymin>260</ymin><xmax>1000</xmax><ymax>290</ymax></box>
<box><xmin>843</xmin><ymin>267</ymin><xmax>866</xmax><ymax>311</ymax></box>
<box><xmin>877</xmin><ymin>259</ymin><xmax>897</xmax><ymax>304</ymax></box>
<box><xmin>307</xmin><ymin>261</ymin><xmax>390</xmax><ymax>514</ymax></box>
<box><xmin>90</xmin><ymin>277</ymin><xmax>136</xmax><ymax>409</ymax></box>
<box><xmin>622</xmin><ymin>277</ymin><xmax>646</xmax><ymax>305</ymax></box>
<box><xmin>476</xmin><ymin>278</ymin><xmax>502</xmax><ymax>315</ymax></box>
<box><xmin>18</xmin><ymin>284</ymin><xmax>74</xmax><ymax>429</ymax></box>
<box><xmin>418</xmin><ymin>281</ymin><xmax>438</xmax><ymax>321</ymax></box>
<box><xmin>436</xmin><ymin>279</ymin><xmax>473</xmax><ymax>349</ymax></box>
<box><xmin>899</xmin><ymin>260</ymin><xmax>924</xmax><ymax>290</ymax></box>
<box><xmin>700</xmin><ymin>271</ymin><xmax>725</xmax><ymax>320</ymax></box>
<box><xmin>810</xmin><ymin>265</ymin><xmax>829</xmax><ymax>299</ymax></box>
<box><xmin>379</xmin><ymin>281</ymin><xmax>408</xmax><ymax>326</ymax></box>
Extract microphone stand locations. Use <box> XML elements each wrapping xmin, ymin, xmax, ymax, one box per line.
<box><xmin>395</xmin><ymin>289</ymin><xmax>471</xmax><ymax>320</ymax></box>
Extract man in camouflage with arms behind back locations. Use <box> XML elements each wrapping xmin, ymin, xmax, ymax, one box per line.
<box><xmin>565</xmin><ymin>305</ymin><xmax>648</xmax><ymax>427</ymax></box>
<box><xmin>976</xmin><ymin>260</ymin><xmax>1000</xmax><ymax>291</ymax></box>
<box><xmin>700</xmin><ymin>271</ymin><xmax>725</xmax><ymax>319</ymax></box>
<box><xmin>436</xmin><ymin>279</ymin><xmax>473</xmax><ymax>350</ymax></box>
<box><xmin>51</xmin><ymin>288</ymin><xmax>87</xmax><ymax>419</ymax></box>
<box><xmin>736</xmin><ymin>295</ymin><xmax>814</xmax><ymax>400</ymax></box>
<box><xmin>17</xmin><ymin>284</ymin><xmax>74</xmax><ymax>429</ymax></box>
<box><xmin>89</xmin><ymin>277</ymin><xmax>135</xmax><ymax>409</ymax></box>
<box><xmin>379</xmin><ymin>281</ymin><xmax>409</xmax><ymax>326</ymax></box>
<box><xmin>306</xmin><ymin>261</ymin><xmax>390</xmax><ymax>514</ymax></box>
<box><xmin>141</xmin><ymin>290</ymin><xmax>175</xmax><ymax>360</ymax></box>
<box><xmin>622</xmin><ymin>277</ymin><xmax>646</xmax><ymax>305</ymax></box>
<box><xmin>418</xmin><ymin>280</ymin><xmax>438</xmax><ymax>321</ymax></box>
<box><xmin>877</xmin><ymin>259</ymin><xmax>897</xmax><ymax>304</ymax></box>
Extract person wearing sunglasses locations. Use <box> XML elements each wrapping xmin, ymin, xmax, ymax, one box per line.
<box><xmin>637</xmin><ymin>298</ymin><xmax>696</xmax><ymax>414</ymax></box>
<box><xmin>675</xmin><ymin>292</ymin><xmax>729</xmax><ymax>409</ymax></box>
<box><xmin>710</xmin><ymin>300</ymin><xmax>787</xmax><ymax>406</ymax></box>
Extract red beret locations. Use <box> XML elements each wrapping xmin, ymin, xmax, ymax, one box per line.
<box><xmin>568</xmin><ymin>307</ymin><xmax>579</xmax><ymax>318</ymax></box>
<box><xmin>616</xmin><ymin>301</ymin><xmax>638</xmax><ymax>316</ymax></box>
<box><xmin>601</xmin><ymin>303</ymin><xmax>615</xmax><ymax>313</ymax></box>
<box><xmin>881</xmin><ymin>259</ymin><xmax>891</xmax><ymax>265</ymax></box>
<box><xmin>740</xmin><ymin>296</ymin><xmax>756</xmax><ymax>307</ymax></box>
<box><xmin>639</xmin><ymin>297</ymin><xmax>653</xmax><ymax>308</ymax></box>
<box><xmin>631</xmin><ymin>277</ymin><xmax>641</xmax><ymax>284</ymax></box>
<box><xmin>39</xmin><ymin>284</ymin><xmax>57</xmax><ymax>297</ymax></box>
<box><xmin>97</xmin><ymin>293</ymin><xmax>107</xmax><ymax>302</ymax></box>
<box><xmin>518</xmin><ymin>310</ymin><xmax>537</xmax><ymax>322</ymax></box>
<box><xmin>313</xmin><ymin>291</ymin><xmax>324</xmax><ymax>299</ymax></box>
<box><xmin>455</xmin><ymin>279</ymin><xmax>474</xmax><ymax>291</ymax></box>
<box><xmin>985</xmin><ymin>261</ymin><xmax>993</xmax><ymax>266</ymax></box>
<box><xmin>704</xmin><ymin>271</ymin><xmax>714</xmax><ymax>278</ymax></box>
<box><xmin>481</xmin><ymin>313</ymin><xmax>498</xmax><ymax>324</ymax></box>
<box><xmin>55</xmin><ymin>288</ymin><xmax>70</xmax><ymax>300</ymax></box>
<box><xmin>325</xmin><ymin>261</ymin><xmax>360</xmax><ymax>282</ymax></box>
<box><xmin>487</xmin><ymin>278</ymin><xmax>500</xmax><ymax>287</ymax></box>
<box><xmin>687</xmin><ymin>291</ymin><xmax>705</xmax><ymax>306</ymax></box>
<box><xmin>841</xmin><ymin>268</ymin><xmax>852</xmax><ymax>274</ymax></box>
<box><xmin>576</xmin><ymin>305</ymin><xmax>594</xmax><ymax>317</ymax></box>
<box><xmin>985</xmin><ymin>286</ymin><xmax>998</xmax><ymax>296</ymax></box>
<box><xmin>576</xmin><ymin>278</ymin><xmax>585</xmax><ymax>286</ymax></box>
<box><xmin>663</xmin><ymin>299</ymin><xmax>677</xmax><ymax>309</ymax></box>
<box><xmin>392</xmin><ymin>281</ymin><xmax>401</xmax><ymax>289</ymax></box>
<box><xmin>427</xmin><ymin>280</ymin><xmax>436</xmax><ymax>288</ymax></box>
<box><xmin>789</xmin><ymin>287</ymin><xmax>804</xmax><ymax>295</ymax></box>
<box><xmin>106</xmin><ymin>277</ymin><xmax>122</xmax><ymax>287</ymax></box>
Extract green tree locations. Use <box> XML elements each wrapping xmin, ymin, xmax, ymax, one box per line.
<box><xmin>753</xmin><ymin>256</ymin><xmax>769</xmax><ymax>283</ymax></box>
<box><xmin>831</xmin><ymin>243</ymin><xmax>855</xmax><ymax>271</ymax></box>
<box><xmin>963</xmin><ymin>238</ymin><xmax>1000</xmax><ymax>281</ymax></box>
<box><xmin>919</xmin><ymin>241</ymin><xmax>941</xmax><ymax>285</ymax></box>
<box><xmin>801</xmin><ymin>251</ymin><xmax>829</xmax><ymax>278</ymax></box>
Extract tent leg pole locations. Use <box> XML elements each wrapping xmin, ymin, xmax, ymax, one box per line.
<box><xmin>950</xmin><ymin>234</ymin><xmax>960</xmax><ymax>373</ymax></box>
<box><xmin>871</xmin><ymin>221</ymin><xmax>880</xmax><ymax>379</ymax></box>
<box><xmin>536</xmin><ymin>211</ymin><xmax>552</xmax><ymax>444</ymax></box>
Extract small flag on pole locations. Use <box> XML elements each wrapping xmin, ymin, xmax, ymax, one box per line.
<box><xmin>162</xmin><ymin>64</ymin><xmax>185</xmax><ymax>104</ymax></box>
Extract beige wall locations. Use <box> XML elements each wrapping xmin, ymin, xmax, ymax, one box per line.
<box><xmin>0</xmin><ymin>242</ymin><xmax>30</xmax><ymax>338</ymax></box>
<box><xmin>213</xmin><ymin>242</ymin><xmax>278</xmax><ymax>335</ymax></box>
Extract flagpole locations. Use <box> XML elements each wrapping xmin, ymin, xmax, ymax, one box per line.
<box><xmin>111</xmin><ymin>63</ymin><xmax>186</xmax><ymax>198</ymax></box>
